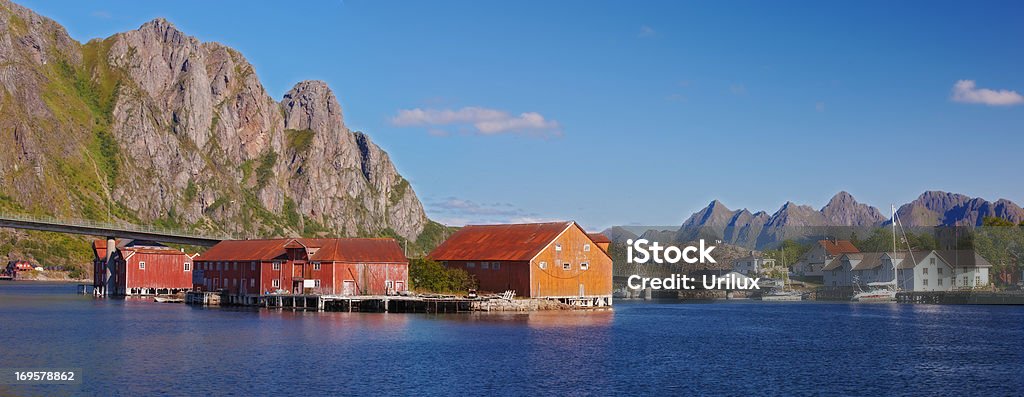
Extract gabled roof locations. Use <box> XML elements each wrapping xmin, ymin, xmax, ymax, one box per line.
<box><xmin>819</xmin><ymin>240</ymin><xmax>860</xmax><ymax>255</ymax></box>
<box><xmin>92</xmin><ymin>239</ymin><xmax>183</xmax><ymax>258</ymax></box>
<box><xmin>934</xmin><ymin>250</ymin><xmax>992</xmax><ymax>268</ymax></box>
<box><xmin>587</xmin><ymin>233</ymin><xmax>611</xmax><ymax>244</ymax></box>
<box><xmin>197</xmin><ymin>238</ymin><xmax>407</xmax><ymax>263</ymax></box>
<box><xmin>850</xmin><ymin>252</ymin><xmax>886</xmax><ymax>271</ymax></box>
<box><xmin>428</xmin><ymin>221</ymin><xmax>575</xmax><ymax>261</ymax></box>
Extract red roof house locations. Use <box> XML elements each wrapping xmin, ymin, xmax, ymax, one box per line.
<box><xmin>193</xmin><ymin>238</ymin><xmax>408</xmax><ymax>297</ymax></box>
<box><xmin>92</xmin><ymin>239</ymin><xmax>197</xmax><ymax>296</ymax></box>
<box><xmin>428</xmin><ymin>221</ymin><xmax>612</xmax><ymax>302</ymax></box>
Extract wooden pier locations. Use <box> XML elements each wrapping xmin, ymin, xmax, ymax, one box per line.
<box><xmin>897</xmin><ymin>290</ymin><xmax>1024</xmax><ymax>304</ymax></box>
<box><xmin>258</xmin><ymin>294</ymin><xmax>474</xmax><ymax>313</ymax></box>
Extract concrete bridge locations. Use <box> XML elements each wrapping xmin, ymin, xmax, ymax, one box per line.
<box><xmin>0</xmin><ymin>212</ymin><xmax>231</xmax><ymax>296</ymax></box>
<box><xmin>0</xmin><ymin>212</ymin><xmax>227</xmax><ymax>247</ymax></box>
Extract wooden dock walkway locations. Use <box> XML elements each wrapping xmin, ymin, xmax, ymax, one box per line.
<box><xmin>896</xmin><ymin>290</ymin><xmax>1024</xmax><ymax>304</ymax></box>
<box><xmin>257</xmin><ymin>294</ymin><xmax>474</xmax><ymax>313</ymax></box>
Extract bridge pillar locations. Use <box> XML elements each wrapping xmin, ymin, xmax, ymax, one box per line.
<box><xmin>104</xmin><ymin>237</ymin><xmax>116</xmax><ymax>296</ymax></box>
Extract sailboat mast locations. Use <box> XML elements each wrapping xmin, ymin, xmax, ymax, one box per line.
<box><xmin>892</xmin><ymin>204</ymin><xmax>898</xmax><ymax>290</ymax></box>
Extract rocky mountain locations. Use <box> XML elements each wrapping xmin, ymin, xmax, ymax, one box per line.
<box><xmin>600</xmin><ymin>226</ymin><xmax>638</xmax><ymax>245</ymax></box>
<box><xmin>0</xmin><ymin>1</ymin><xmax>442</xmax><ymax>270</ymax></box>
<box><xmin>895</xmin><ymin>191</ymin><xmax>1024</xmax><ymax>227</ymax></box>
<box><xmin>666</xmin><ymin>192</ymin><xmax>888</xmax><ymax>249</ymax></box>
<box><xmin>597</xmin><ymin>190</ymin><xmax>1023</xmax><ymax>250</ymax></box>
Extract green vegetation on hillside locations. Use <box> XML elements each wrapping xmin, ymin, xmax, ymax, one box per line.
<box><xmin>763</xmin><ymin>240</ymin><xmax>812</xmax><ymax>266</ymax></box>
<box><xmin>852</xmin><ymin>228</ymin><xmax>936</xmax><ymax>252</ymax></box>
<box><xmin>285</xmin><ymin>129</ymin><xmax>314</xmax><ymax>154</ymax></box>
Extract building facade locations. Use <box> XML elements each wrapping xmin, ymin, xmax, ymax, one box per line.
<box><xmin>92</xmin><ymin>239</ymin><xmax>197</xmax><ymax>296</ymax></box>
<box><xmin>823</xmin><ymin>250</ymin><xmax>992</xmax><ymax>291</ymax></box>
<box><xmin>428</xmin><ymin>221</ymin><xmax>612</xmax><ymax>305</ymax></box>
<box><xmin>193</xmin><ymin>238</ymin><xmax>408</xmax><ymax>298</ymax></box>
<box><xmin>792</xmin><ymin>239</ymin><xmax>860</xmax><ymax>278</ymax></box>
<box><xmin>732</xmin><ymin>252</ymin><xmax>779</xmax><ymax>276</ymax></box>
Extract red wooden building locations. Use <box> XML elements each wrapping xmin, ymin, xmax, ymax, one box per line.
<box><xmin>428</xmin><ymin>221</ymin><xmax>613</xmax><ymax>306</ymax></box>
<box><xmin>193</xmin><ymin>238</ymin><xmax>408</xmax><ymax>300</ymax></box>
<box><xmin>92</xmin><ymin>239</ymin><xmax>197</xmax><ymax>296</ymax></box>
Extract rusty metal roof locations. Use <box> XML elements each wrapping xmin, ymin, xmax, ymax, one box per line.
<box><xmin>196</xmin><ymin>238</ymin><xmax>407</xmax><ymax>263</ymax></box>
<box><xmin>819</xmin><ymin>239</ymin><xmax>860</xmax><ymax>255</ymax></box>
<box><xmin>311</xmin><ymin>238</ymin><xmax>407</xmax><ymax>263</ymax></box>
<box><xmin>587</xmin><ymin>233</ymin><xmax>611</xmax><ymax>244</ymax></box>
<box><xmin>428</xmin><ymin>222</ymin><xmax>574</xmax><ymax>261</ymax></box>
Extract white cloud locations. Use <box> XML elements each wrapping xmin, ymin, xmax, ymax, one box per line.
<box><xmin>639</xmin><ymin>25</ymin><xmax>656</xmax><ymax>38</ymax></box>
<box><xmin>427</xmin><ymin>197</ymin><xmax>556</xmax><ymax>226</ymax></box>
<box><xmin>391</xmin><ymin>107</ymin><xmax>561</xmax><ymax>137</ymax></box>
<box><xmin>951</xmin><ymin>80</ymin><xmax>1023</xmax><ymax>106</ymax></box>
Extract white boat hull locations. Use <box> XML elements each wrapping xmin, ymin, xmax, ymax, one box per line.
<box><xmin>760</xmin><ymin>294</ymin><xmax>803</xmax><ymax>301</ymax></box>
<box><xmin>852</xmin><ymin>290</ymin><xmax>896</xmax><ymax>302</ymax></box>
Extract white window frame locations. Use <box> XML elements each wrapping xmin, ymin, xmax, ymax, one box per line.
<box><xmin>272</xmin><ymin>279</ymin><xmax>280</xmax><ymax>288</ymax></box>
<box><xmin>562</xmin><ymin>263</ymin><xmax>571</xmax><ymax>270</ymax></box>
<box><xmin>314</xmin><ymin>279</ymin><xmax>321</xmax><ymax>288</ymax></box>
<box><xmin>184</xmin><ymin>262</ymin><xmax>191</xmax><ymax>272</ymax></box>
<box><xmin>555</xmin><ymin>244</ymin><xmax>562</xmax><ymax>252</ymax></box>
<box><xmin>584</xmin><ymin>244</ymin><xmax>591</xmax><ymax>252</ymax></box>
<box><xmin>139</xmin><ymin>261</ymin><xmax>146</xmax><ymax>270</ymax></box>
<box><xmin>250</xmin><ymin>278</ymin><xmax>256</xmax><ymax>288</ymax></box>
<box><xmin>313</xmin><ymin>262</ymin><xmax>321</xmax><ymax>271</ymax></box>
<box><xmin>273</xmin><ymin>261</ymin><xmax>281</xmax><ymax>270</ymax></box>
<box><xmin>580</xmin><ymin>262</ymin><xmax>589</xmax><ymax>270</ymax></box>
<box><xmin>539</xmin><ymin>261</ymin><xmax>547</xmax><ymax>269</ymax></box>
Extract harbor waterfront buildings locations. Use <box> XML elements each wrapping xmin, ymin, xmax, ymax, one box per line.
<box><xmin>193</xmin><ymin>238</ymin><xmax>409</xmax><ymax>298</ymax></box>
<box><xmin>823</xmin><ymin>249</ymin><xmax>991</xmax><ymax>291</ymax></box>
<box><xmin>428</xmin><ymin>221</ymin><xmax>613</xmax><ymax>306</ymax></box>
<box><xmin>91</xmin><ymin>239</ymin><xmax>197</xmax><ymax>296</ymax></box>
<box><xmin>792</xmin><ymin>239</ymin><xmax>860</xmax><ymax>278</ymax></box>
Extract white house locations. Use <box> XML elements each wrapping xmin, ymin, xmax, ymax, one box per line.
<box><xmin>732</xmin><ymin>252</ymin><xmax>779</xmax><ymax>277</ymax></box>
<box><xmin>824</xmin><ymin>249</ymin><xmax>991</xmax><ymax>291</ymax></box>
<box><xmin>897</xmin><ymin>250</ymin><xmax>991</xmax><ymax>292</ymax></box>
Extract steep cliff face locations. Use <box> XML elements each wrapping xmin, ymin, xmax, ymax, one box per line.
<box><xmin>0</xmin><ymin>1</ymin><xmax>430</xmax><ymax>261</ymax></box>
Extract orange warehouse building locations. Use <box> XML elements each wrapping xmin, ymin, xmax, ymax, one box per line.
<box><xmin>193</xmin><ymin>238</ymin><xmax>408</xmax><ymax>300</ymax></box>
<box><xmin>92</xmin><ymin>239</ymin><xmax>197</xmax><ymax>296</ymax></box>
<box><xmin>428</xmin><ymin>221</ymin><xmax>612</xmax><ymax>306</ymax></box>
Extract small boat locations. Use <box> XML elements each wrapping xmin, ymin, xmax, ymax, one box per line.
<box><xmin>759</xmin><ymin>290</ymin><xmax>803</xmax><ymax>301</ymax></box>
<box><xmin>154</xmin><ymin>296</ymin><xmax>184</xmax><ymax>303</ymax></box>
<box><xmin>851</xmin><ymin>205</ymin><xmax>906</xmax><ymax>303</ymax></box>
<box><xmin>852</xmin><ymin>281</ymin><xmax>897</xmax><ymax>302</ymax></box>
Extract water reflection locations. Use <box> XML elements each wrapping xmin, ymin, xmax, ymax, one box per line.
<box><xmin>1</xmin><ymin>283</ymin><xmax>1023</xmax><ymax>396</ymax></box>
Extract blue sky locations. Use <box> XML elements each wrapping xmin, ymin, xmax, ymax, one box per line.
<box><xmin>21</xmin><ymin>0</ymin><xmax>1024</xmax><ymax>229</ymax></box>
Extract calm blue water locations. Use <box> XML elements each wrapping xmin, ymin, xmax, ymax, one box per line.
<box><xmin>1</xmin><ymin>282</ymin><xmax>1023</xmax><ymax>396</ymax></box>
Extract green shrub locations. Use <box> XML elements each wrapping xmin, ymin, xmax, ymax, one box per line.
<box><xmin>409</xmin><ymin>258</ymin><xmax>476</xmax><ymax>293</ymax></box>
